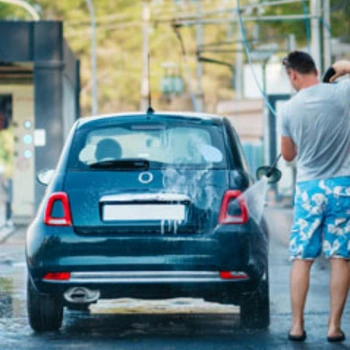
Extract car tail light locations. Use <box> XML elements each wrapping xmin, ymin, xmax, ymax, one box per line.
<box><xmin>219</xmin><ymin>271</ymin><xmax>249</xmax><ymax>280</ymax></box>
<box><xmin>43</xmin><ymin>272</ymin><xmax>71</xmax><ymax>281</ymax></box>
<box><xmin>44</xmin><ymin>192</ymin><xmax>72</xmax><ymax>226</ymax></box>
<box><xmin>218</xmin><ymin>190</ymin><xmax>248</xmax><ymax>224</ymax></box>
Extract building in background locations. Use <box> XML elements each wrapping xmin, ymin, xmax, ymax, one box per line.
<box><xmin>0</xmin><ymin>21</ymin><xmax>80</xmax><ymax>224</ymax></box>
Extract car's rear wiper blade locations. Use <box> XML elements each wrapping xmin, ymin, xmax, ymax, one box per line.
<box><xmin>89</xmin><ymin>158</ymin><xmax>150</xmax><ymax>170</ymax></box>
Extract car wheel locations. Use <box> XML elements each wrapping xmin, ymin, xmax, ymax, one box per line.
<box><xmin>27</xmin><ymin>277</ymin><xmax>64</xmax><ymax>332</ymax></box>
<box><xmin>240</xmin><ymin>278</ymin><xmax>270</xmax><ymax>329</ymax></box>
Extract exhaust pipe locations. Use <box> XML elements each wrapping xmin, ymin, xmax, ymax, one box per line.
<box><xmin>64</xmin><ymin>287</ymin><xmax>100</xmax><ymax>304</ymax></box>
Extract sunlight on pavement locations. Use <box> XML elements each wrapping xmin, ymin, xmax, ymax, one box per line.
<box><xmin>90</xmin><ymin>298</ymin><xmax>239</xmax><ymax>314</ymax></box>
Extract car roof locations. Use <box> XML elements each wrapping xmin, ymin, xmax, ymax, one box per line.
<box><xmin>76</xmin><ymin>111</ymin><xmax>224</xmax><ymax>128</ymax></box>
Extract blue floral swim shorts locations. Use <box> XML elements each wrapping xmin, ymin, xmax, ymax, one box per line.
<box><xmin>290</xmin><ymin>176</ymin><xmax>350</xmax><ymax>260</ymax></box>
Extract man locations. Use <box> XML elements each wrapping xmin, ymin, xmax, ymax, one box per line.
<box><xmin>280</xmin><ymin>51</ymin><xmax>350</xmax><ymax>342</ymax></box>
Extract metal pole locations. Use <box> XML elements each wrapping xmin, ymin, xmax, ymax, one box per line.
<box><xmin>141</xmin><ymin>0</ymin><xmax>150</xmax><ymax>111</ymax></box>
<box><xmin>262</xmin><ymin>62</ymin><xmax>267</xmax><ymax>96</ymax></box>
<box><xmin>196</xmin><ymin>0</ymin><xmax>204</xmax><ymax>112</ymax></box>
<box><xmin>85</xmin><ymin>0</ymin><xmax>98</xmax><ymax>115</ymax></box>
<box><xmin>310</xmin><ymin>0</ymin><xmax>322</xmax><ymax>72</ymax></box>
<box><xmin>287</xmin><ymin>34</ymin><xmax>296</xmax><ymax>95</ymax></box>
<box><xmin>262</xmin><ymin>61</ymin><xmax>270</xmax><ymax>166</ymax></box>
<box><xmin>288</xmin><ymin>34</ymin><xmax>296</xmax><ymax>52</ymax></box>
<box><xmin>174</xmin><ymin>14</ymin><xmax>319</xmax><ymax>26</ymax></box>
<box><xmin>235</xmin><ymin>19</ymin><xmax>243</xmax><ymax>100</ymax></box>
<box><xmin>0</xmin><ymin>0</ymin><xmax>40</xmax><ymax>20</ymax></box>
<box><xmin>322</xmin><ymin>0</ymin><xmax>331</xmax><ymax>69</ymax></box>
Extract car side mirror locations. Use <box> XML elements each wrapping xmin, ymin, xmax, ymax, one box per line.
<box><xmin>256</xmin><ymin>166</ymin><xmax>282</xmax><ymax>184</ymax></box>
<box><xmin>37</xmin><ymin>169</ymin><xmax>55</xmax><ymax>186</ymax></box>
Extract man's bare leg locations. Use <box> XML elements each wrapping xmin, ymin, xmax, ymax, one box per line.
<box><xmin>289</xmin><ymin>260</ymin><xmax>314</xmax><ymax>336</ymax></box>
<box><xmin>327</xmin><ymin>258</ymin><xmax>350</xmax><ymax>338</ymax></box>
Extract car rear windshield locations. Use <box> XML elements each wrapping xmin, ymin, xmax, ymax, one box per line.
<box><xmin>67</xmin><ymin>120</ymin><xmax>228</xmax><ymax>170</ymax></box>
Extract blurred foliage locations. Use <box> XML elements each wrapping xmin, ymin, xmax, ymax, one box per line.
<box><xmin>0</xmin><ymin>127</ymin><xmax>13</xmax><ymax>177</ymax></box>
<box><xmin>330</xmin><ymin>0</ymin><xmax>350</xmax><ymax>42</ymax></box>
<box><xmin>261</xmin><ymin>0</ymin><xmax>350</xmax><ymax>45</ymax></box>
<box><xmin>0</xmin><ymin>0</ymin><xmax>348</xmax><ymax>117</ymax></box>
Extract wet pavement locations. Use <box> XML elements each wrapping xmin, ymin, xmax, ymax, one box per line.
<box><xmin>0</xmin><ymin>202</ymin><xmax>14</xmax><ymax>244</ymax></box>
<box><xmin>0</xmin><ymin>206</ymin><xmax>349</xmax><ymax>349</ymax></box>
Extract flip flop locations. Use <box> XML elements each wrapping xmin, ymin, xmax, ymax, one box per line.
<box><xmin>288</xmin><ymin>330</ymin><xmax>307</xmax><ymax>341</ymax></box>
<box><xmin>327</xmin><ymin>331</ymin><xmax>345</xmax><ymax>342</ymax></box>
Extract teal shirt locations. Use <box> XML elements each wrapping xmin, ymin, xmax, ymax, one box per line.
<box><xmin>280</xmin><ymin>79</ymin><xmax>350</xmax><ymax>182</ymax></box>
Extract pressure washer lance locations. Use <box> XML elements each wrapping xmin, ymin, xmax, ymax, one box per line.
<box><xmin>266</xmin><ymin>153</ymin><xmax>282</xmax><ymax>178</ymax></box>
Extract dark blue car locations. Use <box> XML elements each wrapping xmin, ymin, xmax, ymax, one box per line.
<box><xmin>26</xmin><ymin>111</ymin><xmax>278</xmax><ymax>332</ymax></box>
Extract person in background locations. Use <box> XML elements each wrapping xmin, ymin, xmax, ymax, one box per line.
<box><xmin>280</xmin><ymin>51</ymin><xmax>350</xmax><ymax>342</ymax></box>
<box><xmin>0</xmin><ymin>173</ymin><xmax>13</xmax><ymax>228</ymax></box>
<box><xmin>4</xmin><ymin>177</ymin><xmax>12</xmax><ymax>227</ymax></box>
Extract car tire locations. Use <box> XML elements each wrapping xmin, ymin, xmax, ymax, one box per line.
<box><xmin>240</xmin><ymin>278</ymin><xmax>270</xmax><ymax>329</ymax></box>
<box><xmin>27</xmin><ymin>277</ymin><xmax>64</xmax><ymax>332</ymax></box>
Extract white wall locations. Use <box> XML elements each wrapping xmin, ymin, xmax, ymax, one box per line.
<box><xmin>243</xmin><ymin>61</ymin><xmax>292</xmax><ymax>99</ymax></box>
<box><xmin>0</xmin><ymin>84</ymin><xmax>35</xmax><ymax>223</ymax></box>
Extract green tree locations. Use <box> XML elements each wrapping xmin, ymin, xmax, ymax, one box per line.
<box><xmin>0</xmin><ymin>0</ymin><xmax>348</xmax><ymax>116</ymax></box>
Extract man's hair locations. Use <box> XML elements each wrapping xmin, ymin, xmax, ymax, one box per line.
<box><xmin>282</xmin><ymin>51</ymin><xmax>317</xmax><ymax>74</ymax></box>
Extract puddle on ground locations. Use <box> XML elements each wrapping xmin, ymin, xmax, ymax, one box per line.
<box><xmin>0</xmin><ymin>277</ymin><xmax>12</xmax><ymax>318</ymax></box>
<box><xmin>0</xmin><ymin>267</ymin><xmax>27</xmax><ymax>320</ymax></box>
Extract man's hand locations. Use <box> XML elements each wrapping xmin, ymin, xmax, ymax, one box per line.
<box><xmin>330</xmin><ymin>60</ymin><xmax>350</xmax><ymax>82</ymax></box>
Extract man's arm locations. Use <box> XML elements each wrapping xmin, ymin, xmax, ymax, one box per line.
<box><xmin>330</xmin><ymin>60</ymin><xmax>350</xmax><ymax>82</ymax></box>
<box><xmin>281</xmin><ymin>136</ymin><xmax>297</xmax><ymax>162</ymax></box>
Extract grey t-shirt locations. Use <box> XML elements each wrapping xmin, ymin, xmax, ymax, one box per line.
<box><xmin>280</xmin><ymin>79</ymin><xmax>350</xmax><ymax>182</ymax></box>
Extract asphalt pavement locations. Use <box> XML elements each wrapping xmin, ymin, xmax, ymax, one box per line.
<box><xmin>0</xmin><ymin>205</ymin><xmax>349</xmax><ymax>349</ymax></box>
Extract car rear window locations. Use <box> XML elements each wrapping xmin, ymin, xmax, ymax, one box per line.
<box><xmin>67</xmin><ymin>120</ymin><xmax>227</xmax><ymax>170</ymax></box>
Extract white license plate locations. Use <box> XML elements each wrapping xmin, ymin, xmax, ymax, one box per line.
<box><xmin>103</xmin><ymin>204</ymin><xmax>186</xmax><ymax>221</ymax></box>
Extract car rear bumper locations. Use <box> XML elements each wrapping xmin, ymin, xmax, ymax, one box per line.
<box><xmin>26</xmin><ymin>220</ymin><xmax>268</xmax><ymax>303</ymax></box>
<box><xmin>65</xmin><ymin>270</ymin><xmax>250</xmax><ymax>283</ymax></box>
<box><xmin>31</xmin><ymin>270</ymin><xmax>262</xmax><ymax>304</ymax></box>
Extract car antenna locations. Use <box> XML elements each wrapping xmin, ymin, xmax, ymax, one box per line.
<box><xmin>147</xmin><ymin>52</ymin><xmax>154</xmax><ymax>114</ymax></box>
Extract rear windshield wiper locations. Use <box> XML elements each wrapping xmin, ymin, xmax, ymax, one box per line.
<box><xmin>89</xmin><ymin>158</ymin><xmax>150</xmax><ymax>170</ymax></box>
